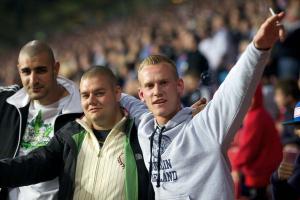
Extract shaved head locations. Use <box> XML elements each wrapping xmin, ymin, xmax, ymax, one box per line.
<box><xmin>19</xmin><ymin>40</ymin><xmax>55</xmax><ymax>65</ymax></box>
<box><xmin>81</xmin><ymin>66</ymin><xmax>118</xmax><ymax>89</ymax></box>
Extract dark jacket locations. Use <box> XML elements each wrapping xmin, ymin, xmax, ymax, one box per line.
<box><xmin>0</xmin><ymin>80</ymin><xmax>82</xmax><ymax>199</ymax></box>
<box><xmin>0</xmin><ymin>81</ymin><xmax>82</xmax><ymax>159</ymax></box>
<box><xmin>0</xmin><ymin>85</ymin><xmax>28</xmax><ymax>159</ymax></box>
<box><xmin>271</xmin><ymin>155</ymin><xmax>300</xmax><ymax>200</ymax></box>
<box><xmin>0</xmin><ymin>117</ymin><xmax>154</xmax><ymax>200</ymax></box>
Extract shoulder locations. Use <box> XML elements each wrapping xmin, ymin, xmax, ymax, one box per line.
<box><xmin>0</xmin><ymin>85</ymin><xmax>21</xmax><ymax>110</ymax></box>
<box><xmin>55</xmin><ymin>120</ymin><xmax>85</xmax><ymax>142</ymax></box>
<box><xmin>124</xmin><ymin>116</ymin><xmax>137</xmax><ymax>134</ymax></box>
<box><xmin>57</xmin><ymin>120</ymin><xmax>83</xmax><ymax>134</ymax></box>
<box><xmin>0</xmin><ymin>85</ymin><xmax>20</xmax><ymax>98</ymax></box>
<box><xmin>0</xmin><ymin>84</ymin><xmax>20</xmax><ymax>92</ymax></box>
<box><xmin>54</xmin><ymin>113</ymin><xmax>84</xmax><ymax>132</ymax></box>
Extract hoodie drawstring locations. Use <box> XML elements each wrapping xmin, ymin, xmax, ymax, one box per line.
<box><xmin>149</xmin><ymin>126</ymin><xmax>165</xmax><ymax>188</ymax></box>
<box><xmin>149</xmin><ymin>126</ymin><xmax>158</xmax><ymax>184</ymax></box>
<box><xmin>156</xmin><ymin>126</ymin><xmax>165</xmax><ymax>187</ymax></box>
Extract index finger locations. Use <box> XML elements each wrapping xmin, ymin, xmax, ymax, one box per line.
<box><xmin>268</xmin><ymin>11</ymin><xmax>285</xmax><ymax>23</ymax></box>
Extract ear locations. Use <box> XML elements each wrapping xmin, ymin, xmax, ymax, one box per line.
<box><xmin>138</xmin><ymin>88</ymin><xmax>146</xmax><ymax>102</ymax></box>
<box><xmin>115</xmin><ymin>85</ymin><xmax>122</xmax><ymax>101</ymax></box>
<box><xmin>17</xmin><ymin>64</ymin><xmax>21</xmax><ymax>74</ymax></box>
<box><xmin>177</xmin><ymin>78</ymin><xmax>184</xmax><ymax>97</ymax></box>
<box><xmin>53</xmin><ymin>62</ymin><xmax>60</xmax><ymax>76</ymax></box>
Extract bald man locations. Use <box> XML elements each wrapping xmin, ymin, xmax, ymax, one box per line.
<box><xmin>0</xmin><ymin>66</ymin><xmax>153</xmax><ymax>200</ymax></box>
<box><xmin>0</xmin><ymin>40</ymin><xmax>82</xmax><ymax>199</ymax></box>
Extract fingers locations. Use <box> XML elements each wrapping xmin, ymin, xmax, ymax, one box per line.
<box><xmin>277</xmin><ymin>12</ymin><xmax>285</xmax><ymax>21</ymax></box>
<box><xmin>253</xmin><ymin>11</ymin><xmax>286</xmax><ymax>50</ymax></box>
<box><xmin>279</xmin><ymin>25</ymin><xmax>286</xmax><ymax>42</ymax></box>
<box><xmin>201</xmin><ymin>97</ymin><xmax>207</xmax><ymax>103</ymax></box>
<box><xmin>268</xmin><ymin>11</ymin><xmax>285</xmax><ymax>24</ymax></box>
<box><xmin>191</xmin><ymin>97</ymin><xmax>207</xmax><ymax>109</ymax></box>
<box><xmin>270</xmin><ymin>12</ymin><xmax>286</xmax><ymax>41</ymax></box>
<box><xmin>191</xmin><ymin>98</ymin><xmax>207</xmax><ymax>116</ymax></box>
<box><xmin>197</xmin><ymin>97</ymin><xmax>207</xmax><ymax>105</ymax></box>
<box><xmin>279</xmin><ymin>171</ymin><xmax>293</xmax><ymax>180</ymax></box>
<box><xmin>192</xmin><ymin>106</ymin><xmax>206</xmax><ymax>116</ymax></box>
<box><xmin>278</xmin><ymin>162</ymin><xmax>294</xmax><ymax>180</ymax></box>
<box><xmin>198</xmin><ymin>104</ymin><xmax>206</xmax><ymax>111</ymax></box>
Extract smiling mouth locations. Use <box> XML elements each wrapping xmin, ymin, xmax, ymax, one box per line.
<box><xmin>89</xmin><ymin>108</ymin><xmax>101</xmax><ymax>112</ymax></box>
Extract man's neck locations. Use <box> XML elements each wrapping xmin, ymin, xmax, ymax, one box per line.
<box><xmin>155</xmin><ymin>106</ymin><xmax>182</xmax><ymax>126</ymax></box>
<box><xmin>155</xmin><ymin>117</ymin><xmax>168</xmax><ymax>127</ymax></box>
<box><xmin>38</xmin><ymin>84</ymin><xmax>69</xmax><ymax>105</ymax></box>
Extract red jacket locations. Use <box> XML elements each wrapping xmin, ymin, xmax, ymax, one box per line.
<box><xmin>230</xmin><ymin>84</ymin><xmax>283</xmax><ymax>187</ymax></box>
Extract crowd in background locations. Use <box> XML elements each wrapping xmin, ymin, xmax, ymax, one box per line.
<box><xmin>0</xmin><ymin>0</ymin><xmax>299</xmax><ymax>199</ymax></box>
<box><xmin>0</xmin><ymin>0</ymin><xmax>290</xmax><ymax>88</ymax></box>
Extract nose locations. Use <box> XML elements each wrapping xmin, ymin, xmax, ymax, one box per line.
<box><xmin>153</xmin><ymin>84</ymin><xmax>162</xmax><ymax>97</ymax></box>
<box><xmin>87</xmin><ymin>94</ymin><xmax>97</xmax><ymax>105</ymax></box>
<box><xmin>29</xmin><ymin>71</ymin><xmax>39</xmax><ymax>85</ymax></box>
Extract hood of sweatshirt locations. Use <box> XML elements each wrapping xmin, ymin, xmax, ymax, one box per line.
<box><xmin>153</xmin><ymin>107</ymin><xmax>193</xmax><ymax>131</ymax></box>
<box><xmin>249</xmin><ymin>83</ymin><xmax>263</xmax><ymax>111</ymax></box>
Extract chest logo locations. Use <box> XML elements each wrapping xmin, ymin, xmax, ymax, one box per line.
<box><xmin>117</xmin><ymin>152</ymin><xmax>125</xmax><ymax>169</ymax></box>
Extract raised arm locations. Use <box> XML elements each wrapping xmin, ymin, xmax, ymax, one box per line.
<box><xmin>193</xmin><ymin>12</ymin><xmax>285</xmax><ymax>150</ymax></box>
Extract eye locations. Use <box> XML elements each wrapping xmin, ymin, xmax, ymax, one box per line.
<box><xmin>160</xmin><ymin>80</ymin><xmax>168</xmax><ymax>85</ymax></box>
<box><xmin>145</xmin><ymin>83</ymin><xmax>154</xmax><ymax>89</ymax></box>
<box><xmin>20</xmin><ymin>68</ymin><xmax>31</xmax><ymax>76</ymax></box>
<box><xmin>35</xmin><ymin>67</ymin><xmax>48</xmax><ymax>74</ymax></box>
<box><xmin>81</xmin><ymin>94</ymin><xmax>89</xmax><ymax>99</ymax></box>
<box><xmin>95</xmin><ymin>91</ymin><xmax>105</xmax><ymax>97</ymax></box>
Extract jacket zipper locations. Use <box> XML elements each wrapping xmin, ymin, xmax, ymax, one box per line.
<box><xmin>13</xmin><ymin>106</ymin><xmax>23</xmax><ymax>158</ymax></box>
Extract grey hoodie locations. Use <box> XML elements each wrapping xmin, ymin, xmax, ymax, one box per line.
<box><xmin>120</xmin><ymin>42</ymin><xmax>270</xmax><ymax>200</ymax></box>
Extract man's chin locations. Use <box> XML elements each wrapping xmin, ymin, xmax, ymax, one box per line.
<box><xmin>153</xmin><ymin>110</ymin><xmax>168</xmax><ymax>117</ymax></box>
<box><xmin>28</xmin><ymin>93</ymin><xmax>45</xmax><ymax>101</ymax></box>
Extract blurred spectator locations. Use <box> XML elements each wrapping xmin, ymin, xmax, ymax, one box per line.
<box><xmin>92</xmin><ymin>43</ymin><xmax>107</xmax><ymax>66</ymax></box>
<box><xmin>177</xmin><ymin>30</ymin><xmax>209</xmax><ymax>78</ymax></box>
<box><xmin>181</xmin><ymin>69</ymin><xmax>211</xmax><ymax>107</ymax></box>
<box><xmin>273</xmin><ymin>0</ymin><xmax>300</xmax><ymax>80</ymax></box>
<box><xmin>262</xmin><ymin>74</ymin><xmax>280</xmax><ymax>120</ymax></box>
<box><xmin>274</xmin><ymin>79</ymin><xmax>300</xmax><ymax>149</ymax></box>
<box><xmin>229</xmin><ymin>84</ymin><xmax>282</xmax><ymax>200</ymax></box>
<box><xmin>198</xmin><ymin>13</ymin><xmax>235</xmax><ymax>85</ymax></box>
<box><xmin>271</xmin><ymin>101</ymin><xmax>300</xmax><ymax>200</ymax></box>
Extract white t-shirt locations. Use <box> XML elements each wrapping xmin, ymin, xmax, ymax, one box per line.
<box><xmin>9</xmin><ymin>95</ymin><xmax>70</xmax><ymax>200</ymax></box>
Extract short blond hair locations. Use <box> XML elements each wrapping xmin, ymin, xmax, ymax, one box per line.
<box><xmin>138</xmin><ymin>54</ymin><xmax>179</xmax><ymax>79</ymax></box>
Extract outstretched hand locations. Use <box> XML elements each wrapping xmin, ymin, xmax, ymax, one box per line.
<box><xmin>253</xmin><ymin>12</ymin><xmax>285</xmax><ymax>50</ymax></box>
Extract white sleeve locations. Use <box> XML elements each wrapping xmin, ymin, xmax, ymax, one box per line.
<box><xmin>193</xmin><ymin>42</ymin><xmax>270</xmax><ymax>151</ymax></box>
<box><xmin>120</xmin><ymin>93</ymin><xmax>149</xmax><ymax>126</ymax></box>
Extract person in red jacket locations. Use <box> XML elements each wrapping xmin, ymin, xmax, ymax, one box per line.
<box><xmin>229</xmin><ymin>84</ymin><xmax>283</xmax><ymax>200</ymax></box>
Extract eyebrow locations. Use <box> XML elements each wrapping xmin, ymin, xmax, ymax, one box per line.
<box><xmin>19</xmin><ymin>66</ymin><xmax>47</xmax><ymax>70</ymax></box>
<box><xmin>80</xmin><ymin>88</ymin><xmax>106</xmax><ymax>94</ymax></box>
